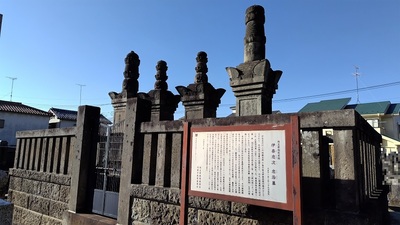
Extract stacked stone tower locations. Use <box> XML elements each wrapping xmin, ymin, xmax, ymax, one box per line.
<box><xmin>226</xmin><ymin>5</ymin><xmax>282</xmax><ymax>116</ymax></box>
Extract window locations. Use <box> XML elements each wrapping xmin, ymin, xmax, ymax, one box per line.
<box><xmin>367</xmin><ymin>119</ymin><xmax>379</xmax><ymax>128</ymax></box>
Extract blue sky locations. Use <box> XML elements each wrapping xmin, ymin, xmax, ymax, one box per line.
<box><xmin>1</xmin><ymin>1</ymin><xmax>399</xmax><ymax>120</ymax></box>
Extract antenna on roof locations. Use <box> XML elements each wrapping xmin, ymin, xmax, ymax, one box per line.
<box><xmin>353</xmin><ymin>66</ymin><xmax>361</xmax><ymax>104</ymax></box>
<box><xmin>6</xmin><ymin>76</ymin><xmax>17</xmax><ymax>101</ymax></box>
<box><xmin>76</xmin><ymin>83</ymin><xmax>86</xmax><ymax>106</ymax></box>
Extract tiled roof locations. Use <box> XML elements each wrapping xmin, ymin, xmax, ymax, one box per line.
<box><xmin>49</xmin><ymin>107</ymin><xmax>112</xmax><ymax>124</ymax></box>
<box><xmin>346</xmin><ymin>101</ymin><xmax>391</xmax><ymax>115</ymax></box>
<box><xmin>0</xmin><ymin>100</ymin><xmax>51</xmax><ymax>116</ymax></box>
<box><xmin>299</xmin><ymin>98</ymin><xmax>351</xmax><ymax>113</ymax></box>
<box><xmin>49</xmin><ymin>108</ymin><xmax>77</xmax><ymax>121</ymax></box>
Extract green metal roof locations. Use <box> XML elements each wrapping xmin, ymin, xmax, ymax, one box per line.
<box><xmin>387</xmin><ymin>104</ymin><xmax>400</xmax><ymax>115</ymax></box>
<box><xmin>299</xmin><ymin>98</ymin><xmax>400</xmax><ymax>115</ymax></box>
<box><xmin>299</xmin><ymin>98</ymin><xmax>351</xmax><ymax>113</ymax></box>
<box><xmin>346</xmin><ymin>101</ymin><xmax>391</xmax><ymax>115</ymax></box>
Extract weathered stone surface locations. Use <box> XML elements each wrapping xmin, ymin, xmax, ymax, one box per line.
<box><xmin>168</xmin><ymin>188</ymin><xmax>181</xmax><ymax>204</ymax></box>
<box><xmin>231</xmin><ymin>202</ymin><xmax>249</xmax><ymax>215</ymax></box>
<box><xmin>40</xmin><ymin>182</ymin><xmax>60</xmax><ymax>201</ymax></box>
<box><xmin>131</xmin><ymin>184</ymin><xmax>169</xmax><ymax>202</ymax></box>
<box><xmin>48</xmin><ymin>201</ymin><xmax>67</xmax><ymax>219</ymax></box>
<box><xmin>41</xmin><ymin>214</ymin><xmax>63</xmax><ymax>225</ymax></box>
<box><xmin>26</xmin><ymin>170</ymin><xmax>51</xmax><ymax>182</ymax></box>
<box><xmin>187</xmin><ymin>208</ymin><xmax>198</xmax><ymax>225</ymax></box>
<box><xmin>11</xmin><ymin>190</ymin><xmax>29</xmax><ymax>208</ymax></box>
<box><xmin>59</xmin><ymin>185</ymin><xmax>70</xmax><ymax>203</ymax></box>
<box><xmin>150</xmin><ymin>201</ymin><xmax>179</xmax><ymax>225</ymax></box>
<box><xmin>50</xmin><ymin>174</ymin><xmax>71</xmax><ymax>185</ymax></box>
<box><xmin>14</xmin><ymin>206</ymin><xmax>42</xmax><ymax>225</ymax></box>
<box><xmin>22</xmin><ymin>179</ymin><xmax>41</xmax><ymax>195</ymax></box>
<box><xmin>28</xmin><ymin>195</ymin><xmax>49</xmax><ymax>215</ymax></box>
<box><xmin>197</xmin><ymin>210</ymin><xmax>228</xmax><ymax>224</ymax></box>
<box><xmin>131</xmin><ymin>198</ymin><xmax>150</xmax><ymax>223</ymax></box>
<box><xmin>188</xmin><ymin>196</ymin><xmax>230</xmax><ymax>213</ymax></box>
<box><xmin>12</xmin><ymin>206</ymin><xmax>23</xmax><ymax>225</ymax></box>
<box><xmin>9</xmin><ymin>176</ymin><xmax>22</xmax><ymax>191</ymax></box>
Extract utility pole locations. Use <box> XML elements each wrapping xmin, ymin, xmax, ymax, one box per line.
<box><xmin>76</xmin><ymin>83</ymin><xmax>85</xmax><ymax>105</ymax></box>
<box><xmin>6</xmin><ymin>76</ymin><xmax>17</xmax><ymax>101</ymax></box>
<box><xmin>353</xmin><ymin>66</ymin><xmax>361</xmax><ymax>104</ymax></box>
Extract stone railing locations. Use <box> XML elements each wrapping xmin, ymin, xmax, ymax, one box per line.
<box><xmin>8</xmin><ymin>105</ymin><xmax>101</xmax><ymax>225</ymax></box>
<box><xmin>13</xmin><ymin>127</ymin><xmax>76</xmax><ymax>174</ymax></box>
<box><xmin>299</xmin><ymin>109</ymin><xmax>388</xmax><ymax>224</ymax></box>
<box><xmin>8</xmin><ymin>127</ymin><xmax>76</xmax><ymax>225</ymax></box>
<box><xmin>119</xmin><ymin>101</ymin><xmax>389</xmax><ymax>224</ymax></box>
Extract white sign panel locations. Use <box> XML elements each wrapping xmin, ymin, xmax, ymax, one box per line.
<box><xmin>190</xmin><ymin>130</ymin><xmax>287</xmax><ymax>203</ymax></box>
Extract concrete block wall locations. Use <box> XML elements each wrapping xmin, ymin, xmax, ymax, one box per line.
<box><xmin>8</xmin><ymin>169</ymin><xmax>70</xmax><ymax>225</ymax></box>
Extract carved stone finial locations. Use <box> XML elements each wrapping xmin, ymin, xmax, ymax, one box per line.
<box><xmin>154</xmin><ymin>60</ymin><xmax>168</xmax><ymax>90</ymax></box>
<box><xmin>176</xmin><ymin>51</ymin><xmax>225</xmax><ymax>119</ymax></box>
<box><xmin>108</xmin><ymin>50</ymin><xmax>142</xmax><ymax>124</ymax></box>
<box><xmin>122</xmin><ymin>51</ymin><xmax>140</xmax><ymax>96</ymax></box>
<box><xmin>194</xmin><ymin>51</ymin><xmax>208</xmax><ymax>84</ymax></box>
<box><xmin>244</xmin><ymin>5</ymin><xmax>266</xmax><ymax>62</ymax></box>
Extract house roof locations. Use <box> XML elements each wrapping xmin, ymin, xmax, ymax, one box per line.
<box><xmin>299</xmin><ymin>98</ymin><xmax>400</xmax><ymax>116</ymax></box>
<box><xmin>0</xmin><ymin>100</ymin><xmax>50</xmax><ymax>117</ymax></box>
<box><xmin>49</xmin><ymin>108</ymin><xmax>77</xmax><ymax>120</ymax></box>
<box><xmin>49</xmin><ymin>107</ymin><xmax>112</xmax><ymax>124</ymax></box>
<box><xmin>387</xmin><ymin>104</ymin><xmax>400</xmax><ymax>115</ymax></box>
<box><xmin>299</xmin><ymin>98</ymin><xmax>351</xmax><ymax>113</ymax></box>
<box><xmin>345</xmin><ymin>101</ymin><xmax>391</xmax><ymax>115</ymax></box>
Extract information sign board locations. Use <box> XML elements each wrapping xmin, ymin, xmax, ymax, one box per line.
<box><xmin>180</xmin><ymin>116</ymin><xmax>301</xmax><ymax>225</ymax></box>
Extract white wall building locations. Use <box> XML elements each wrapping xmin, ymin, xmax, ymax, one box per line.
<box><xmin>0</xmin><ymin>100</ymin><xmax>50</xmax><ymax>146</ymax></box>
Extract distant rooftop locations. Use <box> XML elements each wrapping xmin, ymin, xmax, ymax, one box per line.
<box><xmin>298</xmin><ymin>98</ymin><xmax>351</xmax><ymax>113</ymax></box>
<box><xmin>0</xmin><ymin>100</ymin><xmax>50</xmax><ymax>117</ymax></box>
<box><xmin>299</xmin><ymin>98</ymin><xmax>400</xmax><ymax>115</ymax></box>
<box><xmin>49</xmin><ymin>107</ymin><xmax>112</xmax><ymax>124</ymax></box>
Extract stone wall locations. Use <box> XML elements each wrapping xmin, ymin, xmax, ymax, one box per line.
<box><xmin>8</xmin><ymin>169</ymin><xmax>70</xmax><ymax>225</ymax></box>
<box><xmin>129</xmin><ymin>185</ymin><xmax>292</xmax><ymax>225</ymax></box>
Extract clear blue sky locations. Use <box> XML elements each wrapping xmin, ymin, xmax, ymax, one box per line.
<box><xmin>1</xmin><ymin>1</ymin><xmax>399</xmax><ymax>120</ymax></box>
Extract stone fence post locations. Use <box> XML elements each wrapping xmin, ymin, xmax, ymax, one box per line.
<box><xmin>118</xmin><ymin>97</ymin><xmax>150</xmax><ymax>225</ymax></box>
<box><xmin>68</xmin><ymin>105</ymin><xmax>100</xmax><ymax>213</ymax></box>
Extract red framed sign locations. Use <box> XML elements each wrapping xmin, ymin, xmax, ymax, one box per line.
<box><xmin>180</xmin><ymin>116</ymin><xmax>301</xmax><ymax>225</ymax></box>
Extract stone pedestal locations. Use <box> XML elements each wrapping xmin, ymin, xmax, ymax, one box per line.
<box><xmin>109</xmin><ymin>93</ymin><xmax>129</xmax><ymax>124</ymax></box>
<box><xmin>177</xmin><ymin>83</ymin><xmax>225</xmax><ymax>120</ymax></box>
<box><xmin>0</xmin><ymin>199</ymin><xmax>13</xmax><ymax>225</ymax></box>
<box><xmin>147</xmin><ymin>89</ymin><xmax>180</xmax><ymax>121</ymax></box>
<box><xmin>227</xmin><ymin>60</ymin><xmax>282</xmax><ymax>116</ymax></box>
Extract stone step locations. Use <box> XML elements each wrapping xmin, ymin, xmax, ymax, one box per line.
<box><xmin>64</xmin><ymin>212</ymin><xmax>117</xmax><ymax>225</ymax></box>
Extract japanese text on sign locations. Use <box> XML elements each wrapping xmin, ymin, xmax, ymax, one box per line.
<box><xmin>191</xmin><ymin>130</ymin><xmax>286</xmax><ymax>203</ymax></box>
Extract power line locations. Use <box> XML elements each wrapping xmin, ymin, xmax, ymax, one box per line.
<box><xmin>9</xmin><ymin>80</ymin><xmax>400</xmax><ymax>107</ymax></box>
<box><xmin>273</xmin><ymin>81</ymin><xmax>400</xmax><ymax>103</ymax></box>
